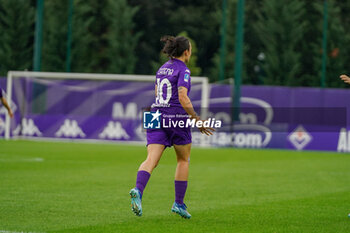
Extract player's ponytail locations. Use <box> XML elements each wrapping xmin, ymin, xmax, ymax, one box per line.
<box><xmin>160</xmin><ymin>35</ymin><xmax>190</xmax><ymax>58</ymax></box>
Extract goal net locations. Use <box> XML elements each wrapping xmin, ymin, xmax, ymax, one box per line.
<box><xmin>4</xmin><ymin>71</ymin><xmax>209</xmax><ymax>144</ymax></box>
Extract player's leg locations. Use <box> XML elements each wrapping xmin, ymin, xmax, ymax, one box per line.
<box><xmin>174</xmin><ymin>143</ymin><xmax>191</xmax><ymax>181</ymax></box>
<box><xmin>136</xmin><ymin>143</ymin><xmax>165</xmax><ymax>196</ymax></box>
<box><xmin>130</xmin><ymin>144</ymin><xmax>165</xmax><ymax>216</ymax></box>
<box><xmin>171</xmin><ymin>143</ymin><xmax>192</xmax><ymax>219</ymax></box>
<box><xmin>139</xmin><ymin>143</ymin><xmax>165</xmax><ymax>173</ymax></box>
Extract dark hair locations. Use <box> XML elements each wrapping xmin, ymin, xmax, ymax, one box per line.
<box><xmin>160</xmin><ymin>35</ymin><xmax>190</xmax><ymax>58</ymax></box>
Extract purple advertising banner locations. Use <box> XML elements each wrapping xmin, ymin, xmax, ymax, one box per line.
<box><xmin>1</xmin><ymin>77</ymin><xmax>350</xmax><ymax>152</ymax></box>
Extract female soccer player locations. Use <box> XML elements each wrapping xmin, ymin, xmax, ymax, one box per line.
<box><xmin>129</xmin><ymin>35</ymin><xmax>214</xmax><ymax>219</ymax></box>
<box><xmin>0</xmin><ymin>87</ymin><xmax>13</xmax><ymax>118</ymax></box>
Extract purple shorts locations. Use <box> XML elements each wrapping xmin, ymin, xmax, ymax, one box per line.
<box><xmin>147</xmin><ymin>127</ymin><xmax>192</xmax><ymax>147</ymax></box>
<box><xmin>146</xmin><ymin>107</ymin><xmax>192</xmax><ymax>147</ymax></box>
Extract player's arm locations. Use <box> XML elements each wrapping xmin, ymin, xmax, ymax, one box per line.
<box><xmin>155</xmin><ymin>85</ymin><xmax>157</xmax><ymax>97</ymax></box>
<box><xmin>340</xmin><ymin>74</ymin><xmax>350</xmax><ymax>84</ymax></box>
<box><xmin>0</xmin><ymin>97</ymin><xmax>13</xmax><ymax>118</ymax></box>
<box><xmin>178</xmin><ymin>86</ymin><xmax>198</xmax><ymax>119</ymax></box>
<box><xmin>178</xmin><ymin>86</ymin><xmax>214</xmax><ymax>136</ymax></box>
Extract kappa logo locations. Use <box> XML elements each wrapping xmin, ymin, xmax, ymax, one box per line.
<box><xmin>143</xmin><ymin>110</ymin><xmax>161</xmax><ymax>129</ymax></box>
<box><xmin>13</xmin><ymin>118</ymin><xmax>42</xmax><ymax>136</ymax></box>
<box><xmin>288</xmin><ymin>125</ymin><xmax>312</xmax><ymax>150</ymax></box>
<box><xmin>55</xmin><ymin>119</ymin><xmax>85</xmax><ymax>138</ymax></box>
<box><xmin>99</xmin><ymin>121</ymin><xmax>130</xmax><ymax>139</ymax></box>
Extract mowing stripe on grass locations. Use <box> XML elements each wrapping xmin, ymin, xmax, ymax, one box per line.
<box><xmin>0</xmin><ymin>230</ymin><xmax>45</xmax><ymax>233</ymax></box>
<box><xmin>0</xmin><ymin>154</ymin><xmax>44</xmax><ymax>163</ymax></box>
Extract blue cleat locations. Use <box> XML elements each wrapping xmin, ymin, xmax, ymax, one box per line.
<box><xmin>171</xmin><ymin>202</ymin><xmax>191</xmax><ymax>219</ymax></box>
<box><xmin>129</xmin><ymin>188</ymin><xmax>142</xmax><ymax>216</ymax></box>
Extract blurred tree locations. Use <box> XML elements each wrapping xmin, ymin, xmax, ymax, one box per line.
<box><xmin>253</xmin><ymin>0</ymin><xmax>307</xmax><ymax>86</ymax></box>
<box><xmin>72</xmin><ymin>0</ymin><xmax>140</xmax><ymax>73</ymax></box>
<box><xmin>71</xmin><ymin>0</ymin><xmax>109</xmax><ymax>73</ymax></box>
<box><xmin>0</xmin><ymin>0</ymin><xmax>34</xmax><ymax>76</ymax></box>
<box><xmin>128</xmin><ymin>0</ymin><xmax>175</xmax><ymax>75</ymax></box>
<box><xmin>244</xmin><ymin>0</ymin><xmax>265</xmax><ymax>85</ymax></box>
<box><xmin>69</xmin><ymin>1</ymin><xmax>95</xmax><ymax>72</ymax></box>
<box><xmin>335</xmin><ymin>0</ymin><xmax>350</xmax><ymax>83</ymax></box>
<box><xmin>292</xmin><ymin>1</ymin><xmax>320</xmax><ymax>87</ymax></box>
<box><xmin>128</xmin><ymin>0</ymin><xmax>221</xmax><ymax>76</ymax></box>
<box><xmin>1</xmin><ymin>0</ymin><xmax>350</xmax><ymax>89</ymax></box>
<box><xmin>168</xmin><ymin>0</ymin><xmax>221</xmax><ymax>77</ymax></box>
<box><xmin>311</xmin><ymin>1</ymin><xmax>349</xmax><ymax>88</ymax></box>
<box><xmin>41</xmin><ymin>1</ymin><xmax>68</xmax><ymax>72</ymax></box>
<box><xmin>151</xmin><ymin>31</ymin><xmax>201</xmax><ymax>76</ymax></box>
<box><xmin>104</xmin><ymin>0</ymin><xmax>141</xmax><ymax>74</ymax></box>
<box><xmin>208</xmin><ymin>0</ymin><xmax>237</xmax><ymax>83</ymax></box>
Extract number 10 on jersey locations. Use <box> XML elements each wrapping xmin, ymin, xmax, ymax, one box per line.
<box><xmin>156</xmin><ymin>78</ymin><xmax>172</xmax><ymax>105</ymax></box>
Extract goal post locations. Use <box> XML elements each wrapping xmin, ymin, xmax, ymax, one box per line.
<box><xmin>5</xmin><ymin>71</ymin><xmax>209</xmax><ymax>142</ymax></box>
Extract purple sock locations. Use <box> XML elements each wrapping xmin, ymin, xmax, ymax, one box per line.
<box><xmin>136</xmin><ymin>170</ymin><xmax>151</xmax><ymax>196</ymax></box>
<box><xmin>175</xmin><ymin>180</ymin><xmax>188</xmax><ymax>204</ymax></box>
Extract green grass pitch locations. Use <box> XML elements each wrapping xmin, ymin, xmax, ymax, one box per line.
<box><xmin>0</xmin><ymin>140</ymin><xmax>349</xmax><ymax>233</ymax></box>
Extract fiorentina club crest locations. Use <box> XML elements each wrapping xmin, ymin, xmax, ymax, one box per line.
<box><xmin>288</xmin><ymin>125</ymin><xmax>312</xmax><ymax>150</ymax></box>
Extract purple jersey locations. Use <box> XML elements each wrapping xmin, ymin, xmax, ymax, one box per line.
<box><xmin>0</xmin><ymin>88</ymin><xmax>2</xmax><ymax>98</ymax></box>
<box><xmin>147</xmin><ymin>58</ymin><xmax>192</xmax><ymax>147</ymax></box>
<box><xmin>151</xmin><ymin>58</ymin><xmax>191</xmax><ymax>109</ymax></box>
